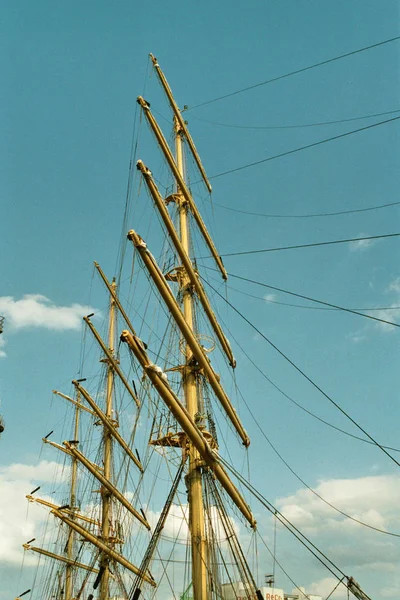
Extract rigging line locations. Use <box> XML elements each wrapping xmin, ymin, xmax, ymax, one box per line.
<box><xmin>204</xmin><ymin>278</ymin><xmax>400</xmax><ymax>470</ymax></box>
<box><xmin>188</xmin><ymin>35</ymin><xmax>400</xmax><ymax>110</ymax></box>
<box><xmin>326</xmin><ymin>578</ymin><xmax>346</xmax><ymax>600</ymax></box>
<box><xmin>219</xmin><ymin>456</ymin><xmax>346</xmax><ymax>583</ymax></box>
<box><xmin>256</xmin><ymin>531</ymin><xmax>313</xmax><ymax>600</ymax></box>
<box><xmin>224</xmin><ymin>310</ymin><xmax>400</xmax><ymax>453</ymax></box>
<box><xmin>234</xmin><ymin>377</ymin><xmax>400</xmax><ymax>537</ymax></box>
<box><xmin>202</xmin><ymin>267</ymin><xmax>400</xmax><ymax>329</ymax></box>
<box><xmin>201</xmin><ymin>198</ymin><xmax>400</xmax><ymax>219</ymax></box>
<box><xmin>190</xmin><ymin>108</ymin><xmax>400</xmax><ymax>130</ymax></box>
<box><xmin>206</xmin><ymin>268</ymin><xmax>400</xmax><ymax>314</ymax></box>
<box><xmin>198</xmin><ymin>232</ymin><xmax>400</xmax><ymax>258</ymax></box>
<box><xmin>207</xmin><ymin>114</ymin><xmax>400</xmax><ymax>180</ymax></box>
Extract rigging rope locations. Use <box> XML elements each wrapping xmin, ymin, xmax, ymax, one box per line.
<box><xmin>188</xmin><ymin>35</ymin><xmax>400</xmax><ymax>110</ymax></box>
<box><xmin>203</xmin><ymin>278</ymin><xmax>400</xmax><ymax>470</ymax></box>
<box><xmin>206</xmin><ymin>115</ymin><xmax>400</xmax><ymax>181</ymax></box>
<box><xmin>200</xmin><ymin>267</ymin><xmax>399</xmax><ymax>329</ymax></box>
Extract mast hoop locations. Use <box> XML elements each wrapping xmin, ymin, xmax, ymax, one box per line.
<box><xmin>179</xmin><ymin>333</ymin><xmax>215</xmax><ymax>355</ymax></box>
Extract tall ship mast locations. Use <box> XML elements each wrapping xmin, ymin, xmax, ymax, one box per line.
<box><xmin>17</xmin><ymin>55</ymin><xmax>372</xmax><ymax>600</ymax></box>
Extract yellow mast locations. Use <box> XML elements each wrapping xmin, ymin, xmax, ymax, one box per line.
<box><xmin>99</xmin><ymin>278</ymin><xmax>117</xmax><ymax>600</ymax></box>
<box><xmin>64</xmin><ymin>389</ymin><xmax>81</xmax><ymax>599</ymax></box>
<box><xmin>175</xmin><ymin>115</ymin><xmax>208</xmax><ymax>600</ymax></box>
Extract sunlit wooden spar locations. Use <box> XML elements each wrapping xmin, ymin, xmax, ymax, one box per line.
<box><xmin>63</xmin><ymin>441</ymin><xmax>150</xmax><ymax>530</ymax></box>
<box><xmin>137</xmin><ymin>95</ymin><xmax>228</xmax><ymax>280</ymax></box>
<box><xmin>83</xmin><ymin>315</ymin><xmax>140</xmax><ymax>408</ymax></box>
<box><xmin>120</xmin><ymin>328</ymin><xmax>256</xmax><ymax>529</ymax></box>
<box><xmin>149</xmin><ymin>53</ymin><xmax>212</xmax><ymax>193</ymax></box>
<box><xmin>71</xmin><ymin>380</ymin><xmax>143</xmax><ymax>472</ymax></box>
<box><xmin>136</xmin><ymin>159</ymin><xmax>236</xmax><ymax>367</ymax></box>
<box><xmin>26</xmin><ymin>495</ymin><xmax>100</xmax><ymax>527</ymax></box>
<box><xmin>52</xmin><ymin>511</ymin><xmax>156</xmax><ymax>586</ymax></box>
<box><xmin>126</xmin><ymin>229</ymin><xmax>249</xmax><ymax>446</ymax></box>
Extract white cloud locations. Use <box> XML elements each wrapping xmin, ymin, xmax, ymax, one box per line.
<box><xmin>277</xmin><ymin>475</ymin><xmax>400</xmax><ymax>533</ymax></box>
<box><xmin>0</xmin><ymin>338</ymin><xmax>6</xmax><ymax>358</ymax></box>
<box><xmin>275</xmin><ymin>474</ymin><xmax>400</xmax><ymax>596</ymax></box>
<box><xmin>370</xmin><ymin>308</ymin><xmax>398</xmax><ymax>332</ymax></box>
<box><xmin>347</xmin><ymin>331</ymin><xmax>366</xmax><ymax>344</ymax></box>
<box><xmin>0</xmin><ymin>460</ymin><xmax>70</xmax><ymax>565</ymax></box>
<box><xmin>349</xmin><ymin>235</ymin><xmax>376</xmax><ymax>252</ymax></box>
<box><xmin>387</xmin><ymin>277</ymin><xmax>400</xmax><ymax>294</ymax></box>
<box><xmin>0</xmin><ymin>460</ymin><xmax>70</xmax><ymax>482</ymax></box>
<box><xmin>369</xmin><ymin>276</ymin><xmax>400</xmax><ymax>332</ymax></box>
<box><xmin>264</xmin><ymin>294</ymin><xmax>277</xmax><ymax>302</ymax></box>
<box><xmin>306</xmin><ymin>577</ymin><xmax>347</xmax><ymax>598</ymax></box>
<box><xmin>146</xmin><ymin>503</ymin><xmax>240</xmax><ymax>545</ymax></box>
<box><xmin>0</xmin><ymin>294</ymin><xmax>97</xmax><ymax>332</ymax></box>
<box><xmin>148</xmin><ymin>503</ymin><xmax>189</xmax><ymax>542</ymax></box>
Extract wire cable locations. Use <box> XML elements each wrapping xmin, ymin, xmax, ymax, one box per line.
<box><xmin>233</xmin><ymin>377</ymin><xmax>400</xmax><ymax>537</ymax></box>
<box><xmin>219</xmin><ymin>306</ymin><xmax>400</xmax><ymax>453</ymax></box>
<box><xmin>188</xmin><ymin>35</ymin><xmax>400</xmax><ymax>110</ymax></box>
<box><xmin>207</xmin><ymin>114</ymin><xmax>400</xmax><ymax>181</ymax></box>
<box><xmin>218</xmin><ymin>456</ymin><xmax>347</xmax><ymax>581</ymax></box>
<box><xmin>201</xmin><ymin>266</ymin><xmax>399</xmax><ymax>329</ymax></box>
<box><xmin>191</xmin><ymin>108</ymin><xmax>400</xmax><ymax>130</ymax></box>
<box><xmin>207</xmin><ymin>271</ymin><xmax>400</xmax><ymax>313</ymax></box>
<box><xmin>197</xmin><ymin>232</ymin><xmax>400</xmax><ymax>258</ymax></box>
<box><xmin>220</xmin><ymin>456</ymin><xmax>373</xmax><ymax>600</ymax></box>
<box><xmin>203</xmin><ymin>278</ymin><xmax>400</xmax><ymax>469</ymax></box>
<box><xmin>202</xmin><ymin>198</ymin><xmax>400</xmax><ymax>219</ymax></box>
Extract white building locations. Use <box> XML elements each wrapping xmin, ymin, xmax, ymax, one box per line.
<box><xmin>221</xmin><ymin>582</ymin><xmax>321</xmax><ymax>600</ymax></box>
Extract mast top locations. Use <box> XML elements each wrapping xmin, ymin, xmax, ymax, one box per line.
<box><xmin>149</xmin><ymin>52</ymin><xmax>213</xmax><ymax>194</ymax></box>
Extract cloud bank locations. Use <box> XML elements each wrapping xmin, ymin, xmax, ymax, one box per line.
<box><xmin>0</xmin><ymin>294</ymin><xmax>96</xmax><ymax>331</ymax></box>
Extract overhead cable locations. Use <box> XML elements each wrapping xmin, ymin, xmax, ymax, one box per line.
<box><xmin>219</xmin><ymin>456</ymin><xmax>346</xmax><ymax>581</ymax></box>
<box><xmin>207</xmin><ymin>115</ymin><xmax>400</xmax><ymax>180</ymax></box>
<box><xmin>207</xmin><ymin>272</ymin><xmax>400</xmax><ymax>313</ymax></box>
<box><xmin>192</xmin><ymin>108</ymin><xmax>400</xmax><ymax>130</ymax></box>
<box><xmin>189</xmin><ymin>35</ymin><xmax>400</xmax><ymax>110</ymax></box>
<box><xmin>203</xmin><ymin>268</ymin><xmax>399</xmax><ymax>329</ymax></box>
<box><xmin>197</xmin><ymin>232</ymin><xmax>400</xmax><ymax>258</ymax></box>
<box><xmin>203</xmin><ymin>199</ymin><xmax>400</xmax><ymax>219</ymax></box>
<box><xmin>216</xmin><ymin>305</ymin><xmax>400</xmax><ymax>452</ymax></box>
<box><xmin>233</xmin><ymin>376</ymin><xmax>400</xmax><ymax>537</ymax></box>
<box><xmin>203</xmin><ymin>278</ymin><xmax>400</xmax><ymax>469</ymax></box>
<box><xmin>220</xmin><ymin>456</ymin><xmax>373</xmax><ymax>600</ymax></box>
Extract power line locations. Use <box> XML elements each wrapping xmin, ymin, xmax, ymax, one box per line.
<box><xmin>203</xmin><ymin>278</ymin><xmax>400</xmax><ymax>470</ymax></box>
<box><xmin>220</xmin><ymin>457</ymin><xmax>373</xmax><ymax>600</ymax></box>
<box><xmin>196</xmin><ymin>232</ymin><xmax>400</xmax><ymax>258</ymax></box>
<box><xmin>219</xmin><ymin>456</ymin><xmax>347</xmax><ymax>581</ymax></box>
<box><xmin>202</xmin><ymin>267</ymin><xmax>399</xmax><ymax>328</ymax></box>
<box><xmin>191</xmin><ymin>108</ymin><xmax>400</xmax><ymax>130</ymax></box>
<box><xmin>209</xmin><ymin>273</ymin><xmax>400</xmax><ymax>313</ymax></box>
<box><xmin>233</xmin><ymin>376</ymin><xmax>400</xmax><ymax>537</ymax></box>
<box><xmin>188</xmin><ymin>35</ymin><xmax>400</xmax><ymax>110</ymax></box>
<box><xmin>203</xmin><ymin>199</ymin><xmax>400</xmax><ymax>219</ymax></box>
<box><xmin>216</xmin><ymin>302</ymin><xmax>400</xmax><ymax>453</ymax></box>
<box><xmin>207</xmin><ymin>114</ymin><xmax>400</xmax><ymax>180</ymax></box>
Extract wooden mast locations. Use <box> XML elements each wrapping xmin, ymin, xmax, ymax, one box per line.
<box><xmin>174</xmin><ymin>115</ymin><xmax>208</xmax><ymax>600</ymax></box>
<box><xmin>99</xmin><ymin>278</ymin><xmax>117</xmax><ymax>599</ymax></box>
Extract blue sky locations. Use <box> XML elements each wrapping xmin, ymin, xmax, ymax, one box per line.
<box><xmin>1</xmin><ymin>1</ymin><xmax>400</xmax><ymax>598</ymax></box>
